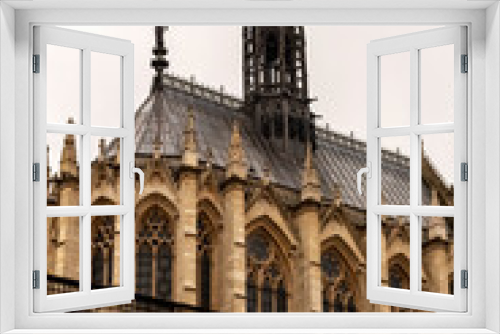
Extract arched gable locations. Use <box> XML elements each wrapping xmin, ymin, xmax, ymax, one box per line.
<box><xmin>321</xmin><ymin>222</ymin><xmax>365</xmax><ymax>267</ymax></box>
<box><xmin>197</xmin><ymin>196</ymin><xmax>223</xmax><ymax>228</ymax></box>
<box><xmin>91</xmin><ymin>196</ymin><xmax>118</xmax><ymax>206</ymax></box>
<box><xmin>246</xmin><ymin>217</ymin><xmax>296</xmax><ymax>276</ymax></box>
<box><xmin>91</xmin><ymin>188</ymin><xmax>120</xmax><ymax>205</ymax></box>
<box><xmin>246</xmin><ymin>194</ymin><xmax>298</xmax><ymax>249</ymax></box>
<box><xmin>135</xmin><ymin>192</ymin><xmax>179</xmax><ymax>232</ymax></box>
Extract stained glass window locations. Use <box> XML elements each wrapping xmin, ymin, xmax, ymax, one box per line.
<box><xmin>136</xmin><ymin>207</ymin><xmax>172</xmax><ymax>299</ymax></box>
<box><xmin>197</xmin><ymin>213</ymin><xmax>213</xmax><ymax>310</ymax></box>
<box><xmin>277</xmin><ymin>280</ymin><xmax>287</xmax><ymax>312</ymax></box>
<box><xmin>247</xmin><ymin>275</ymin><xmax>257</xmax><ymax>312</ymax></box>
<box><xmin>91</xmin><ymin>216</ymin><xmax>117</xmax><ymax>289</ymax></box>
<box><xmin>246</xmin><ymin>230</ymin><xmax>289</xmax><ymax>312</ymax></box>
<box><xmin>261</xmin><ymin>278</ymin><xmax>273</xmax><ymax>312</ymax></box>
<box><xmin>137</xmin><ymin>244</ymin><xmax>152</xmax><ymax>296</ymax></box>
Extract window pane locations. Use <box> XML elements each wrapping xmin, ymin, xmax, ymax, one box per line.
<box><xmin>47</xmin><ymin>216</ymin><xmax>80</xmax><ymax>295</ymax></box>
<box><xmin>420</xmin><ymin>45</ymin><xmax>454</xmax><ymax>125</ymax></box>
<box><xmin>421</xmin><ymin>217</ymin><xmax>454</xmax><ymax>294</ymax></box>
<box><xmin>381</xmin><ymin>136</ymin><xmax>410</xmax><ymax>205</ymax></box>
<box><xmin>91</xmin><ymin>215</ymin><xmax>120</xmax><ymax>290</ymax></box>
<box><xmin>380</xmin><ymin>52</ymin><xmax>410</xmax><ymax>128</ymax></box>
<box><xmin>381</xmin><ymin>215</ymin><xmax>410</xmax><ymax>290</ymax></box>
<box><xmin>91</xmin><ymin>52</ymin><xmax>121</xmax><ymax>128</ymax></box>
<box><xmin>47</xmin><ymin>132</ymin><xmax>80</xmax><ymax>206</ymax></box>
<box><xmin>46</xmin><ymin>44</ymin><xmax>81</xmax><ymax>125</ymax></box>
<box><xmin>91</xmin><ymin>136</ymin><xmax>121</xmax><ymax>205</ymax></box>
<box><xmin>421</xmin><ymin>133</ymin><xmax>454</xmax><ymax>206</ymax></box>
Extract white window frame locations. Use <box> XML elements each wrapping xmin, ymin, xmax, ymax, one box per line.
<box><xmin>365</xmin><ymin>26</ymin><xmax>467</xmax><ymax>313</ymax></box>
<box><xmin>0</xmin><ymin>4</ymin><xmax>497</xmax><ymax>334</ymax></box>
<box><xmin>33</xmin><ymin>26</ymin><xmax>136</xmax><ymax>313</ymax></box>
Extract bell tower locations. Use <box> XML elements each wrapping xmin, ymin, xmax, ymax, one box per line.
<box><xmin>242</xmin><ymin>26</ymin><xmax>316</xmax><ymax>151</ymax></box>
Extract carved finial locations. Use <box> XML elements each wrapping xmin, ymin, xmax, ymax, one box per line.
<box><xmin>262</xmin><ymin>163</ymin><xmax>270</xmax><ymax>186</ymax></box>
<box><xmin>151</xmin><ymin>26</ymin><xmax>169</xmax><ymax>91</ymax></box>
<box><xmin>98</xmin><ymin>138</ymin><xmax>106</xmax><ymax>162</ymax></box>
<box><xmin>182</xmin><ymin>107</ymin><xmax>198</xmax><ymax>167</ymax></box>
<box><xmin>226</xmin><ymin>120</ymin><xmax>246</xmax><ymax>179</ymax></box>
<box><xmin>431</xmin><ymin>188</ymin><xmax>440</xmax><ymax>206</ymax></box>
<box><xmin>205</xmin><ymin>147</ymin><xmax>213</xmax><ymax>169</ymax></box>
<box><xmin>153</xmin><ymin>136</ymin><xmax>162</xmax><ymax>160</ymax></box>
<box><xmin>333</xmin><ymin>182</ymin><xmax>342</xmax><ymax>207</ymax></box>
<box><xmin>301</xmin><ymin>141</ymin><xmax>321</xmax><ymax>202</ymax></box>
<box><xmin>60</xmin><ymin>119</ymin><xmax>78</xmax><ymax>177</ymax></box>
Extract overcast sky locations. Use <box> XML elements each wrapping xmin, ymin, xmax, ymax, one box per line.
<box><xmin>50</xmin><ymin>25</ymin><xmax>454</xmax><ymax>186</ymax></box>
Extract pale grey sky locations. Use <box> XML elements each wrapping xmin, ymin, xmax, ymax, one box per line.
<box><xmin>49</xmin><ymin>25</ymin><xmax>454</xmax><ymax>186</ymax></box>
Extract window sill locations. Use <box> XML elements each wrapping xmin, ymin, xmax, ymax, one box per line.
<box><xmin>4</xmin><ymin>329</ymin><xmax>497</xmax><ymax>334</ymax></box>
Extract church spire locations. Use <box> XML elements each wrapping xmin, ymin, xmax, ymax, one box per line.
<box><xmin>242</xmin><ymin>26</ymin><xmax>315</xmax><ymax>152</ymax></box>
<box><xmin>226</xmin><ymin>120</ymin><xmax>247</xmax><ymax>180</ymax></box>
<box><xmin>301</xmin><ymin>141</ymin><xmax>321</xmax><ymax>202</ymax></box>
<box><xmin>151</xmin><ymin>26</ymin><xmax>169</xmax><ymax>92</ymax></box>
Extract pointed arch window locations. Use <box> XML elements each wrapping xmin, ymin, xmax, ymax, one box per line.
<box><xmin>136</xmin><ymin>244</ymin><xmax>153</xmax><ymax>296</ymax></box>
<box><xmin>91</xmin><ymin>215</ymin><xmax>118</xmax><ymax>289</ymax></box>
<box><xmin>321</xmin><ymin>247</ymin><xmax>356</xmax><ymax>313</ymax></box>
<box><xmin>277</xmin><ymin>280</ymin><xmax>287</xmax><ymax>312</ymax></box>
<box><xmin>261</xmin><ymin>278</ymin><xmax>272</xmax><ymax>312</ymax></box>
<box><xmin>246</xmin><ymin>274</ymin><xmax>257</xmax><ymax>313</ymax></box>
<box><xmin>137</xmin><ymin>206</ymin><xmax>173</xmax><ymax>300</ymax></box>
<box><xmin>196</xmin><ymin>213</ymin><xmax>214</xmax><ymax>311</ymax></box>
<box><xmin>246</xmin><ymin>230</ymin><xmax>290</xmax><ymax>312</ymax></box>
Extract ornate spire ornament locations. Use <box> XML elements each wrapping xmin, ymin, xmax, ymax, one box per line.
<box><xmin>262</xmin><ymin>163</ymin><xmax>270</xmax><ymax>187</ymax></box>
<box><xmin>151</xmin><ymin>26</ymin><xmax>169</xmax><ymax>92</ymax></box>
<box><xmin>205</xmin><ymin>147</ymin><xmax>213</xmax><ymax>169</ymax></box>
<box><xmin>226</xmin><ymin>120</ymin><xmax>247</xmax><ymax>180</ymax></box>
<box><xmin>98</xmin><ymin>138</ymin><xmax>106</xmax><ymax>162</ymax></box>
<box><xmin>182</xmin><ymin>107</ymin><xmax>198</xmax><ymax>167</ymax></box>
<box><xmin>60</xmin><ymin>117</ymin><xmax>78</xmax><ymax>177</ymax></box>
<box><xmin>301</xmin><ymin>141</ymin><xmax>321</xmax><ymax>202</ymax></box>
<box><xmin>332</xmin><ymin>182</ymin><xmax>343</xmax><ymax>208</ymax></box>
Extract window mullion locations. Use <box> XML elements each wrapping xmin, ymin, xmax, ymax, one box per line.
<box><xmin>409</xmin><ymin>47</ymin><xmax>420</xmax><ymax>294</ymax></box>
<box><xmin>82</xmin><ymin>48</ymin><xmax>92</xmax><ymax>293</ymax></box>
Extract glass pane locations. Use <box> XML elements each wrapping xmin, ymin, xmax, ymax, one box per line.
<box><xmin>47</xmin><ymin>44</ymin><xmax>81</xmax><ymax>125</ymax></box>
<box><xmin>380</xmin><ymin>215</ymin><xmax>410</xmax><ymax>290</ymax></box>
<box><xmin>420</xmin><ymin>45</ymin><xmax>454</xmax><ymax>125</ymax></box>
<box><xmin>421</xmin><ymin>133</ymin><xmax>454</xmax><ymax>206</ymax></box>
<box><xmin>91</xmin><ymin>52</ymin><xmax>121</xmax><ymax>128</ymax></box>
<box><xmin>47</xmin><ymin>216</ymin><xmax>80</xmax><ymax>295</ymax></box>
<box><xmin>47</xmin><ymin>132</ymin><xmax>80</xmax><ymax>206</ymax></box>
<box><xmin>421</xmin><ymin>217</ymin><xmax>454</xmax><ymax>294</ymax></box>
<box><xmin>91</xmin><ymin>136</ymin><xmax>121</xmax><ymax>205</ymax></box>
<box><xmin>92</xmin><ymin>215</ymin><xmax>120</xmax><ymax>289</ymax></box>
<box><xmin>381</xmin><ymin>136</ymin><xmax>410</xmax><ymax>205</ymax></box>
<box><xmin>380</xmin><ymin>51</ymin><xmax>410</xmax><ymax>128</ymax></box>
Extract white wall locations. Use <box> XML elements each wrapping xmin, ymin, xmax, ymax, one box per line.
<box><xmin>486</xmin><ymin>3</ymin><xmax>500</xmax><ymax>333</ymax></box>
<box><xmin>0</xmin><ymin>2</ymin><xmax>16</xmax><ymax>333</ymax></box>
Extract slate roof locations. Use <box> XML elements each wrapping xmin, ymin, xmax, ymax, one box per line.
<box><xmin>132</xmin><ymin>72</ymin><xmax>426</xmax><ymax>210</ymax></box>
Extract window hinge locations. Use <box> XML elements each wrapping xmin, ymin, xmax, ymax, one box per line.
<box><xmin>461</xmin><ymin>270</ymin><xmax>468</xmax><ymax>289</ymax></box>
<box><xmin>461</xmin><ymin>54</ymin><xmax>468</xmax><ymax>73</ymax></box>
<box><xmin>33</xmin><ymin>54</ymin><xmax>40</xmax><ymax>73</ymax></box>
<box><xmin>33</xmin><ymin>270</ymin><xmax>40</xmax><ymax>289</ymax></box>
<box><xmin>33</xmin><ymin>163</ymin><xmax>40</xmax><ymax>182</ymax></box>
<box><xmin>461</xmin><ymin>162</ymin><xmax>468</xmax><ymax>181</ymax></box>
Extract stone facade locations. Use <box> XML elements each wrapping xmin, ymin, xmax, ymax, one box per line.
<box><xmin>46</xmin><ymin>26</ymin><xmax>455</xmax><ymax>313</ymax></box>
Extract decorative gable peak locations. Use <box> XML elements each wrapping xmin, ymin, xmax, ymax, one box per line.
<box><xmin>182</xmin><ymin>107</ymin><xmax>198</xmax><ymax>168</ymax></box>
<box><xmin>301</xmin><ymin>142</ymin><xmax>321</xmax><ymax>203</ymax></box>
<box><xmin>226</xmin><ymin>120</ymin><xmax>247</xmax><ymax>180</ymax></box>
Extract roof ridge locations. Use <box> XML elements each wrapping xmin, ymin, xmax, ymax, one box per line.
<box><xmin>315</xmin><ymin>126</ymin><xmax>410</xmax><ymax>167</ymax></box>
<box><xmin>162</xmin><ymin>72</ymin><xmax>243</xmax><ymax>110</ymax></box>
